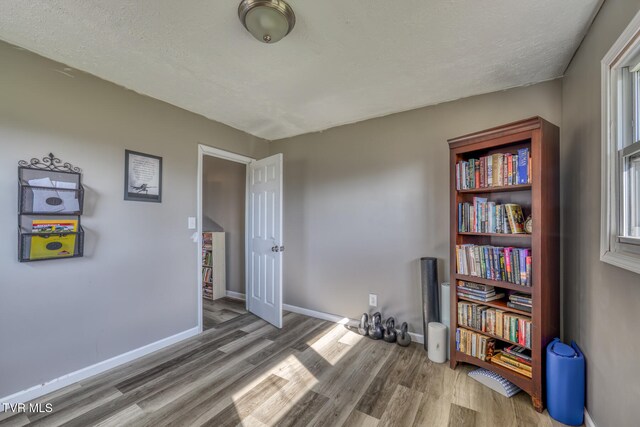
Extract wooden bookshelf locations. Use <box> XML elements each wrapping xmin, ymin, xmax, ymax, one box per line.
<box><xmin>448</xmin><ymin>117</ymin><xmax>559</xmax><ymax>412</ymax></box>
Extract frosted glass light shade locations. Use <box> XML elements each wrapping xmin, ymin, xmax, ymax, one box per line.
<box><xmin>238</xmin><ymin>0</ymin><xmax>295</xmax><ymax>44</ymax></box>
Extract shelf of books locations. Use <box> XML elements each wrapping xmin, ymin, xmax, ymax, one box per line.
<box><xmin>448</xmin><ymin>117</ymin><xmax>560</xmax><ymax>413</ymax></box>
<box><xmin>202</xmin><ymin>231</ymin><xmax>226</xmax><ymax>301</ymax></box>
<box><xmin>202</xmin><ymin>232</ymin><xmax>214</xmax><ymax>300</ymax></box>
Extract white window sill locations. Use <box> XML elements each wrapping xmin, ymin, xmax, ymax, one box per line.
<box><xmin>601</xmin><ymin>249</ymin><xmax>640</xmax><ymax>275</ymax></box>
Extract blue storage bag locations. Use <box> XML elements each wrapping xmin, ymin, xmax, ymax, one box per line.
<box><xmin>546</xmin><ymin>338</ymin><xmax>585</xmax><ymax>426</ymax></box>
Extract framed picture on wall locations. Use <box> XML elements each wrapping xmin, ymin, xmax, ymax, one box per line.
<box><xmin>124</xmin><ymin>150</ymin><xmax>162</xmax><ymax>202</ymax></box>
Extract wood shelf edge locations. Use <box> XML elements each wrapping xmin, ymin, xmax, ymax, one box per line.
<box><xmin>457</xmin><ymin>232</ymin><xmax>531</xmax><ymax>238</ymax></box>
<box><xmin>454</xmin><ymin>274</ymin><xmax>533</xmax><ymax>294</ymax></box>
<box><xmin>456</xmin><ymin>325</ymin><xmax>531</xmax><ymax>350</ymax></box>
<box><xmin>456</xmin><ymin>295</ymin><xmax>532</xmax><ymax>317</ymax></box>
<box><xmin>454</xmin><ymin>351</ymin><xmax>533</xmax><ymax>393</ymax></box>
<box><xmin>457</xmin><ymin>184</ymin><xmax>531</xmax><ymax>194</ymax></box>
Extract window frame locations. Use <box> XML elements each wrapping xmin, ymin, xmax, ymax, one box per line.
<box><xmin>601</xmin><ymin>9</ymin><xmax>640</xmax><ymax>274</ymax></box>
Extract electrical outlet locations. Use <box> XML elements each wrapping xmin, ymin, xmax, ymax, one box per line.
<box><xmin>369</xmin><ymin>293</ymin><xmax>378</xmax><ymax>307</ymax></box>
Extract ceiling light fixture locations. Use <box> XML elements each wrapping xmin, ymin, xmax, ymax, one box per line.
<box><xmin>238</xmin><ymin>0</ymin><xmax>296</xmax><ymax>44</ymax></box>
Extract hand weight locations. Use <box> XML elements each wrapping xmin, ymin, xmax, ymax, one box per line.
<box><xmin>369</xmin><ymin>312</ymin><xmax>384</xmax><ymax>340</ymax></box>
<box><xmin>383</xmin><ymin>317</ymin><xmax>397</xmax><ymax>343</ymax></box>
<box><xmin>357</xmin><ymin>313</ymin><xmax>369</xmax><ymax>336</ymax></box>
<box><xmin>397</xmin><ymin>322</ymin><xmax>412</xmax><ymax>347</ymax></box>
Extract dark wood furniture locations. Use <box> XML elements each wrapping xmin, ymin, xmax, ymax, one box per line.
<box><xmin>448</xmin><ymin>117</ymin><xmax>560</xmax><ymax>412</ymax></box>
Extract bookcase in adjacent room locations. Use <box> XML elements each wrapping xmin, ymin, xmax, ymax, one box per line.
<box><xmin>202</xmin><ymin>231</ymin><xmax>226</xmax><ymax>300</ymax></box>
<box><xmin>448</xmin><ymin>117</ymin><xmax>560</xmax><ymax>412</ymax></box>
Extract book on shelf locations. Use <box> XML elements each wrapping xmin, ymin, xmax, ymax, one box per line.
<box><xmin>517</xmin><ymin>148</ymin><xmax>530</xmax><ymax>185</ymax></box>
<box><xmin>504</xmin><ymin>204</ymin><xmax>525</xmax><ymax>234</ymax></box>
<box><xmin>458</xmin><ymin>292</ymin><xmax>506</xmax><ymax>302</ymax></box>
<box><xmin>457</xmin><ymin>281</ymin><xmax>505</xmax><ymax>302</ymax></box>
<box><xmin>202</xmin><ymin>232</ymin><xmax>212</xmax><ymax>247</ymax></box>
<box><xmin>498</xmin><ymin>351</ymin><xmax>532</xmax><ymax>371</ymax></box>
<box><xmin>455</xmin><ymin>244</ymin><xmax>532</xmax><ymax>286</ymax></box>
<box><xmin>507</xmin><ymin>302</ymin><xmax>532</xmax><ymax>313</ymax></box>
<box><xmin>456</xmin><ymin>328</ymin><xmax>495</xmax><ymax>361</ymax></box>
<box><xmin>458</xmin><ymin>198</ymin><xmax>527</xmax><ymax>234</ymax></box>
<box><xmin>509</xmin><ymin>292</ymin><xmax>532</xmax><ymax>305</ymax></box>
<box><xmin>455</xmin><ymin>149</ymin><xmax>531</xmax><ymax>190</ymax></box>
<box><xmin>202</xmin><ymin>251</ymin><xmax>212</xmax><ymax>267</ymax></box>
<box><xmin>202</xmin><ymin>266</ymin><xmax>213</xmax><ymax>283</ymax></box>
<box><xmin>503</xmin><ymin>345</ymin><xmax>532</xmax><ymax>363</ymax></box>
<box><xmin>457</xmin><ymin>301</ymin><xmax>532</xmax><ymax>348</ymax></box>
<box><xmin>491</xmin><ymin>352</ymin><xmax>532</xmax><ymax>378</ymax></box>
<box><xmin>507</xmin><ymin>292</ymin><xmax>532</xmax><ymax>313</ymax></box>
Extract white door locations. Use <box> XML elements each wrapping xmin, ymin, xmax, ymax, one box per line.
<box><xmin>246</xmin><ymin>153</ymin><xmax>283</xmax><ymax>328</ymax></box>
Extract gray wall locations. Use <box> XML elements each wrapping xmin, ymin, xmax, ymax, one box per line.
<box><xmin>0</xmin><ymin>41</ymin><xmax>268</xmax><ymax>398</ymax></box>
<box><xmin>202</xmin><ymin>156</ymin><xmax>246</xmax><ymax>294</ymax></box>
<box><xmin>562</xmin><ymin>0</ymin><xmax>640</xmax><ymax>425</ymax></box>
<box><xmin>270</xmin><ymin>80</ymin><xmax>562</xmax><ymax>333</ymax></box>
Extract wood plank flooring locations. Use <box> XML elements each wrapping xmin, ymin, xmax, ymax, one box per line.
<box><xmin>0</xmin><ymin>302</ymin><xmax>573</xmax><ymax>427</ymax></box>
<box><xmin>203</xmin><ymin>297</ymin><xmax>246</xmax><ymax>330</ymax></box>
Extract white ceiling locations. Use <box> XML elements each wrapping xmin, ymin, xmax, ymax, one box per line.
<box><xmin>0</xmin><ymin>1</ymin><xmax>601</xmax><ymax>140</ymax></box>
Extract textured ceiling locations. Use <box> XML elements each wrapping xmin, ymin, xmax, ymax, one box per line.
<box><xmin>0</xmin><ymin>1</ymin><xmax>601</xmax><ymax>140</ymax></box>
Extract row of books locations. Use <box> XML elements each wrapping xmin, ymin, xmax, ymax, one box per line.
<box><xmin>203</xmin><ymin>283</ymin><xmax>213</xmax><ymax>299</ymax></box>
<box><xmin>457</xmin><ymin>281</ymin><xmax>504</xmax><ymax>302</ymax></box>
<box><xmin>503</xmin><ymin>345</ymin><xmax>532</xmax><ymax>363</ymax></box>
<box><xmin>202</xmin><ymin>251</ymin><xmax>212</xmax><ymax>267</ymax></box>
<box><xmin>508</xmin><ymin>293</ymin><xmax>532</xmax><ymax>313</ymax></box>
<box><xmin>456</xmin><ymin>328</ymin><xmax>495</xmax><ymax>361</ymax></box>
<box><xmin>456</xmin><ymin>148</ymin><xmax>531</xmax><ymax>190</ymax></box>
<box><xmin>455</xmin><ymin>244</ymin><xmax>532</xmax><ymax>286</ymax></box>
<box><xmin>492</xmin><ymin>346</ymin><xmax>532</xmax><ymax>378</ymax></box>
<box><xmin>457</xmin><ymin>301</ymin><xmax>532</xmax><ymax>348</ymax></box>
<box><xmin>202</xmin><ymin>266</ymin><xmax>213</xmax><ymax>283</ymax></box>
<box><xmin>458</xmin><ymin>199</ymin><xmax>526</xmax><ymax>234</ymax></box>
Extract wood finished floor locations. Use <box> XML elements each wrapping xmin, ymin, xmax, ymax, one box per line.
<box><xmin>203</xmin><ymin>297</ymin><xmax>246</xmax><ymax>331</ymax></box>
<box><xmin>0</xmin><ymin>302</ymin><xmax>573</xmax><ymax>427</ymax></box>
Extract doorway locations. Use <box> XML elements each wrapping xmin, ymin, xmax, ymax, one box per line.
<box><xmin>196</xmin><ymin>145</ymin><xmax>284</xmax><ymax>332</ymax></box>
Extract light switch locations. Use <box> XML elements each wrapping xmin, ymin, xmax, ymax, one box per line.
<box><xmin>188</xmin><ymin>217</ymin><xmax>196</xmax><ymax>229</ymax></box>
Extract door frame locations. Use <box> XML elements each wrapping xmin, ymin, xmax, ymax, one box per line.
<box><xmin>196</xmin><ymin>144</ymin><xmax>254</xmax><ymax>333</ymax></box>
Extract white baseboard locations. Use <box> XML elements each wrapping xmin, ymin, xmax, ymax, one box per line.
<box><xmin>0</xmin><ymin>326</ymin><xmax>199</xmax><ymax>411</ymax></box>
<box><xmin>226</xmin><ymin>293</ymin><xmax>426</xmax><ymax>344</ymax></box>
<box><xmin>584</xmin><ymin>409</ymin><xmax>597</xmax><ymax>427</ymax></box>
<box><xmin>226</xmin><ymin>290</ymin><xmax>246</xmax><ymax>300</ymax></box>
<box><xmin>283</xmin><ymin>303</ymin><xmax>425</xmax><ymax>345</ymax></box>
<box><xmin>283</xmin><ymin>303</ymin><xmax>357</xmax><ymax>326</ymax></box>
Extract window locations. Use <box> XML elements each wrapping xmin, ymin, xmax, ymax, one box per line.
<box><xmin>601</xmin><ymin>10</ymin><xmax>640</xmax><ymax>273</ymax></box>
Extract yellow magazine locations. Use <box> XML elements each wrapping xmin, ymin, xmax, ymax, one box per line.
<box><xmin>30</xmin><ymin>219</ymin><xmax>78</xmax><ymax>260</ymax></box>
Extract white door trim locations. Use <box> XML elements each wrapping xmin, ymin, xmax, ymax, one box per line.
<box><xmin>197</xmin><ymin>144</ymin><xmax>254</xmax><ymax>332</ymax></box>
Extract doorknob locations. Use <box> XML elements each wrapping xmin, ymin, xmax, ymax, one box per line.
<box><xmin>271</xmin><ymin>245</ymin><xmax>284</xmax><ymax>252</ymax></box>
